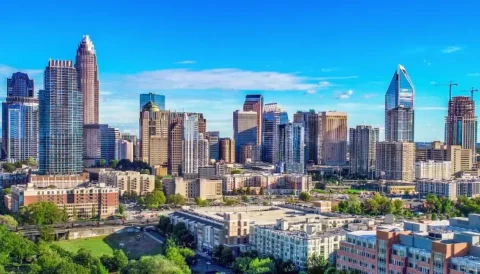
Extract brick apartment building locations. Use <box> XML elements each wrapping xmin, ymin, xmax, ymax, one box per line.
<box><xmin>10</xmin><ymin>183</ymin><xmax>119</xmax><ymax>219</ymax></box>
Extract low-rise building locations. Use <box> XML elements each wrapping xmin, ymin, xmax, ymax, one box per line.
<box><xmin>10</xmin><ymin>183</ymin><xmax>119</xmax><ymax>219</ymax></box>
<box><xmin>222</xmin><ymin>173</ymin><xmax>312</xmax><ymax>194</ymax></box>
<box><xmin>416</xmin><ymin>179</ymin><xmax>480</xmax><ymax>200</ymax></box>
<box><xmin>98</xmin><ymin>169</ymin><xmax>155</xmax><ymax>195</ymax></box>
<box><xmin>165</xmin><ymin>177</ymin><xmax>222</xmax><ymax>200</ymax></box>
<box><xmin>415</xmin><ymin>160</ymin><xmax>452</xmax><ymax>180</ymax></box>
<box><xmin>311</xmin><ymin>201</ymin><xmax>332</xmax><ymax>213</ymax></box>
<box><xmin>30</xmin><ymin>173</ymin><xmax>90</xmax><ymax>188</ymax></box>
<box><xmin>386</xmin><ymin>184</ymin><xmax>416</xmax><ymax>195</ymax></box>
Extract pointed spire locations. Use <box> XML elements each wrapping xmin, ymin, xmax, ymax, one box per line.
<box><xmin>78</xmin><ymin>35</ymin><xmax>95</xmax><ymax>54</ymax></box>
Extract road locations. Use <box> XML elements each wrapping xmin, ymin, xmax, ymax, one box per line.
<box><xmin>144</xmin><ymin>228</ymin><xmax>232</xmax><ymax>273</ymax></box>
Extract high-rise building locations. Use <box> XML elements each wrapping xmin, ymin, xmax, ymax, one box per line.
<box><xmin>121</xmin><ymin>133</ymin><xmax>138</xmax><ymax>160</ymax></box>
<box><xmin>183</xmin><ymin>114</ymin><xmax>209</xmax><ymax>174</ymax></box>
<box><xmin>83</xmin><ymin>124</ymin><xmax>120</xmax><ymax>166</ymax></box>
<box><xmin>445</xmin><ymin>96</ymin><xmax>477</xmax><ymax>162</ymax></box>
<box><xmin>375</xmin><ymin>141</ymin><xmax>415</xmax><ymax>181</ymax></box>
<box><xmin>2</xmin><ymin>72</ymin><xmax>39</xmax><ymax>162</ymax></box>
<box><xmin>140</xmin><ymin>102</ymin><xmax>169</xmax><ymax>166</ymax></box>
<box><xmin>206</xmin><ymin>131</ymin><xmax>220</xmax><ymax>161</ymax></box>
<box><xmin>349</xmin><ymin>125</ymin><xmax>379</xmax><ymax>178</ymax></box>
<box><xmin>233</xmin><ymin>110</ymin><xmax>257</xmax><ymax>163</ymax></box>
<box><xmin>140</xmin><ymin>93</ymin><xmax>165</xmax><ymax>111</ymax></box>
<box><xmin>168</xmin><ymin>112</ymin><xmax>206</xmax><ymax>176</ymax></box>
<box><xmin>319</xmin><ymin>111</ymin><xmax>347</xmax><ymax>165</ymax></box>
<box><xmin>243</xmin><ymin>95</ymin><xmax>263</xmax><ymax>146</ymax></box>
<box><xmin>385</xmin><ymin>64</ymin><xmax>415</xmax><ymax>142</ymax></box>
<box><xmin>116</xmin><ymin>139</ymin><xmax>133</xmax><ymax>161</ymax></box>
<box><xmin>262</xmin><ymin>103</ymin><xmax>288</xmax><ymax>164</ymax></box>
<box><xmin>39</xmin><ymin>60</ymin><xmax>83</xmax><ymax>175</ymax></box>
<box><xmin>293</xmin><ymin>110</ymin><xmax>321</xmax><ymax>165</ymax></box>
<box><xmin>220</xmin><ymin>138</ymin><xmax>235</xmax><ymax>163</ymax></box>
<box><xmin>239</xmin><ymin>144</ymin><xmax>262</xmax><ymax>164</ymax></box>
<box><xmin>75</xmin><ymin>35</ymin><xmax>99</xmax><ymax>125</ymax></box>
<box><xmin>279</xmin><ymin>123</ymin><xmax>305</xmax><ymax>174</ymax></box>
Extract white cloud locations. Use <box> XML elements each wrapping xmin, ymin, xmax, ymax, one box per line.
<box><xmin>175</xmin><ymin>60</ymin><xmax>196</xmax><ymax>64</ymax></box>
<box><xmin>317</xmin><ymin>76</ymin><xmax>359</xmax><ymax>80</ymax></box>
<box><xmin>441</xmin><ymin>46</ymin><xmax>462</xmax><ymax>54</ymax></box>
<box><xmin>320</xmin><ymin>68</ymin><xmax>337</xmax><ymax>72</ymax></box>
<box><xmin>0</xmin><ymin>65</ymin><xmax>43</xmax><ymax>77</ymax></box>
<box><xmin>467</xmin><ymin>73</ymin><xmax>480</xmax><ymax>77</ymax></box>
<box><xmin>423</xmin><ymin>59</ymin><xmax>431</xmax><ymax>66</ymax></box>
<box><xmin>335</xmin><ymin>89</ymin><xmax>353</xmax><ymax>99</ymax></box>
<box><xmin>362</xmin><ymin>94</ymin><xmax>376</xmax><ymax>99</ymax></box>
<box><xmin>105</xmin><ymin>68</ymin><xmax>331</xmax><ymax>92</ymax></box>
<box><xmin>305</xmin><ymin>89</ymin><xmax>316</xmax><ymax>94</ymax></box>
<box><xmin>430</xmin><ymin>81</ymin><xmax>437</xmax><ymax>85</ymax></box>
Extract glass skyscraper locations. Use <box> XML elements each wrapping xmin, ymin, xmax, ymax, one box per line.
<box><xmin>279</xmin><ymin>122</ymin><xmax>305</xmax><ymax>174</ymax></box>
<box><xmin>39</xmin><ymin>60</ymin><xmax>83</xmax><ymax>175</ymax></box>
<box><xmin>2</xmin><ymin>72</ymin><xmax>38</xmax><ymax>162</ymax></box>
<box><xmin>385</xmin><ymin>64</ymin><xmax>415</xmax><ymax>142</ymax></box>
<box><xmin>140</xmin><ymin>93</ymin><xmax>165</xmax><ymax>111</ymax></box>
<box><xmin>262</xmin><ymin>103</ymin><xmax>288</xmax><ymax>164</ymax></box>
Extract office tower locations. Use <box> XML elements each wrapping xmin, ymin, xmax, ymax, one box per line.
<box><xmin>83</xmin><ymin>124</ymin><xmax>119</xmax><ymax>166</ymax></box>
<box><xmin>243</xmin><ymin>95</ymin><xmax>263</xmax><ymax>146</ymax></box>
<box><xmin>375</xmin><ymin>141</ymin><xmax>415</xmax><ymax>181</ymax></box>
<box><xmin>445</xmin><ymin>96</ymin><xmax>477</xmax><ymax>161</ymax></box>
<box><xmin>279</xmin><ymin>123</ymin><xmax>305</xmax><ymax>174</ymax></box>
<box><xmin>116</xmin><ymin>139</ymin><xmax>133</xmax><ymax>161</ymax></box>
<box><xmin>140</xmin><ymin>93</ymin><xmax>166</xmax><ymax>111</ymax></box>
<box><xmin>168</xmin><ymin>112</ymin><xmax>206</xmax><ymax>176</ymax></box>
<box><xmin>319</xmin><ymin>111</ymin><xmax>347</xmax><ymax>165</ymax></box>
<box><xmin>294</xmin><ymin>110</ymin><xmax>321</xmax><ymax>165</ymax></box>
<box><xmin>349</xmin><ymin>125</ymin><xmax>379</xmax><ymax>178</ymax></box>
<box><xmin>447</xmin><ymin>145</ymin><xmax>473</xmax><ymax>176</ymax></box>
<box><xmin>75</xmin><ymin>35</ymin><xmax>99</xmax><ymax>124</ymax></box>
<box><xmin>220</xmin><ymin>138</ymin><xmax>235</xmax><ymax>163</ymax></box>
<box><xmin>140</xmin><ymin>102</ymin><xmax>169</xmax><ymax>166</ymax></box>
<box><xmin>239</xmin><ymin>144</ymin><xmax>262</xmax><ymax>164</ymax></box>
<box><xmin>39</xmin><ymin>60</ymin><xmax>83</xmax><ymax>175</ymax></box>
<box><xmin>262</xmin><ymin>103</ymin><xmax>288</xmax><ymax>164</ymax></box>
<box><xmin>206</xmin><ymin>131</ymin><xmax>220</xmax><ymax>161</ymax></box>
<box><xmin>233</xmin><ymin>110</ymin><xmax>257</xmax><ymax>163</ymax></box>
<box><xmin>121</xmin><ymin>133</ymin><xmax>138</xmax><ymax>160</ymax></box>
<box><xmin>183</xmin><ymin>114</ymin><xmax>209</xmax><ymax>174</ymax></box>
<box><xmin>2</xmin><ymin>72</ymin><xmax>39</xmax><ymax>162</ymax></box>
<box><xmin>385</xmin><ymin>64</ymin><xmax>415</xmax><ymax>142</ymax></box>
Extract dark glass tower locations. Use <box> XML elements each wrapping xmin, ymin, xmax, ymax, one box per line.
<box><xmin>39</xmin><ymin>60</ymin><xmax>83</xmax><ymax>175</ymax></box>
<box><xmin>385</xmin><ymin>65</ymin><xmax>415</xmax><ymax>142</ymax></box>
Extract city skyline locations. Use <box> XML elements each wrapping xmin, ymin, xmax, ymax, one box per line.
<box><xmin>2</xmin><ymin>1</ymin><xmax>480</xmax><ymax>141</ymax></box>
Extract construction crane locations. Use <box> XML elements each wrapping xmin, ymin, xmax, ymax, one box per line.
<box><xmin>435</xmin><ymin>81</ymin><xmax>458</xmax><ymax>100</ymax></box>
<box><xmin>460</xmin><ymin>87</ymin><xmax>478</xmax><ymax>100</ymax></box>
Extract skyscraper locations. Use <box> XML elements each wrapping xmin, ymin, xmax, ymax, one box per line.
<box><xmin>183</xmin><ymin>114</ymin><xmax>209</xmax><ymax>174</ymax></box>
<box><xmin>293</xmin><ymin>110</ymin><xmax>321</xmax><ymax>165</ymax></box>
<box><xmin>206</xmin><ymin>131</ymin><xmax>220</xmax><ymax>161</ymax></box>
<box><xmin>375</xmin><ymin>141</ymin><xmax>415</xmax><ymax>182</ymax></box>
<box><xmin>140</xmin><ymin>102</ymin><xmax>169</xmax><ymax>166</ymax></box>
<box><xmin>445</xmin><ymin>96</ymin><xmax>478</xmax><ymax>162</ymax></box>
<box><xmin>262</xmin><ymin>103</ymin><xmax>288</xmax><ymax>164</ymax></box>
<box><xmin>116</xmin><ymin>139</ymin><xmax>134</xmax><ymax>161</ymax></box>
<box><xmin>349</xmin><ymin>125</ymin><xmax>379</xmax><ymax>178</ymax></box>
<box><xmin>233</xmin><ymin>110</ymin><xmax>257</xmax><ymax>163</ymax></box>
<box><xmin>121</xmin><ymin>133</ymin><xmax>139</xmax><ymax>160</ymax></box>
<box><xmin>2</xmin><ymin>72</ymin><xmax>39</xmax><ymax>162</ymax></box>
<box><xmin>140</xmin><ymin>93</ymin><xmax>166</xmax><ymax>111</ymax></box>
<box><xmin>385</xmin><ymin>64</ymin><xmax>415</xmax><ymax>142</ymax></box>
<box><xmin>319</xmin><ymin>111</ymin><xmax>347</xmax><ymax>165</ymax></box>
<box><xmin>279</xmin><ymin>123</ymin><xmax>305</xmax><ymax>174</ymax></box>
<box><xmin>75</xmin><ymin>35</ymin><xmax>99</xmax><ymax>124</ymax></box>
<box><xmin>220</xmin><ymin>138</ymin><xmax>235</xmax><ymax>163</ymax></box>
<box><xmin>83</xmin><ymin>124</ymin><xmax>120</xmax><ymax>166</ymax></box>
<box><xmin>243</xmin><ymin>95</ymin><xmax>263</xmax><ymax>146</ymax></box>
<box><xmin>39</xmin><ymin>60</ymin><xmax>83</xmax><ymax>175</ymax></box>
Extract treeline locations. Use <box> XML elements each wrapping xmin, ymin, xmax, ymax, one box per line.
<box><xmin>334</xmin><ymin>193</ymin><xmax>406</xmax><ymax>216</ymax></box>
<box><xmin>2</xmin><ymin>157</ymin><xmax>37</xmax><ymax>172</ymax></box>
<box><xmin>425</xmin><ymin>194</ymin><xmax>480</xmax><ymax>220</ymax></box>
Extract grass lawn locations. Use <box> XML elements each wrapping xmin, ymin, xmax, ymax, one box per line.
<box><xmin>55</xmin><ymin>236</ymin><xmax>113</xmax><ymax>258</ymax></box>
<box><xmin>55</xmin><ymin>232</ymin><xmax>163</xmax><ymax>259</ymax></box>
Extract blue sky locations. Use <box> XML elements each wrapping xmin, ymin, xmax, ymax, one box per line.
<box><xmin>1</xmin><ymin>0</ymin><xmax>480</xmax><ymax>141</ymax></box>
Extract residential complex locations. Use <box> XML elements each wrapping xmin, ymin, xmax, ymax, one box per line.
<box><xmin>416</xmin><ymin>142</ymin><xmax>472</xmax><ymax>176</ymax></box>
<box><xmin>416</xmin><ymin>179</ymin><xmax>480</xmax><ymax>199</ymax></box>
<box><xmin>279</xmin><ymin>122</ymin><xmax>305</xmax><ymax>174</ymax></box>
<box><xmin>349</xmin><ymin>125</ymin><xmax>379</xmax><ymax>178</ymax></box>
<box><xmin>116</xmin><ymin>139</ymin><xmax>134</xmax><ymax>161</ymax></box>
<box><xmin>98</xmin><ymin>169</ymin><xmax>155</xmax><ymax>195</ymax></box>
<box><xmin>10</xmin><ymin>183</ymin><xmax>119</xmax><ymax>219</ymax></box>
<box><xmin>2</xmin><ymin>72</ymin><xmax>39</xmax><ymax>162</ymax></box>
<box><xmin>319</xmin><ymin>111</ymin><xmax>347</xmax><ymax>165</ymax></box>
<box><xmin>415</xmin><ymin>160</ymin><xmax>452</xmax><ymax>180</ymax></box>
<box><xmin>375</xmin><ymin>142</ymin><xmax>415</xmax><ymax>181</ymax></box>
<box><xmin>222</xmin><ymin>173</ymin><xmax>312</xmax><ymax>194</ymax></box>
<box><xmin>39</xmin><ymin>60</ymin><xmax>83</xmax><ymax>175</ymax></box>
<box><xmin>164</xmin><ymin>177</ymin><xmax>222</xmax><ymax>200</ymax></box>
<box><xmin>183</xmin><ymin>114</ymin><xmax>209</xmax><ymax>174</ymax></box>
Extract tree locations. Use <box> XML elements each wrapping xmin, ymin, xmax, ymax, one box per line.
<box><xmin>231</xmin><ymin>169</ymin><xmax>241</xmax><ymax>175</ymax></box>
<box><xmin>123</xmin><ymin>255</ymin><xmax>183</xmax><ymax>274</ymax></box>
<box><xmin>158</xmin><ymin>216</ymin><xmax>173</xmax><ymax>235</ymax></box>
<box><xmin>118</xmin><ymin>204</ymin><xmax>126</xmax><ymax>215</ymax></box>
<box><xmin>224</xmin><ymin>197</ymin><xmax>238</xmax><ymax>206</ymax></box>
<box><xmin>140</xmin><ymin>169</ymin><xmax>150</xmax><ymax>175</ymax></box>
<box><xmin>0</xmin><ymin>215</ymin><xmax>18</xmax><ymax>229</ymax></box>
<box><xmin>20</xmin><ymin>201</ymin><xmax>67</xmax><ymax>225</ymax></box>
<box><xmin>242</xmin><ymin>195</ymin><xmax>248</xmax><ymax>202</ymax></box>
<box><xmin>299</xmin><ymin>192</ymin><xmax>311</xmax><ymax>202</ymax></box>
<box><xmin>172</xmin><ymin>222</ymin><xmax>195</xmax><ymax>248</ymax></box>
<box><xmin>155</xmin><ymin>176</ymin><xmax>163</xmax><ymax>190</ymax></box>
<box><xmin>233</xmin><ymin>256</ymin><xmax>274</xmax><ymax>274</ymax></box>
<box><xmin>274</xmin><ymin>259</ymin><xmax>298</xmax><ymax>274</ymax></box>
<box><xmin>145</xmin><ymin>190</ymin><xmax>167</xmax><ymax>209</ymax></box>
<box><xmin>259</xmin><ymin>187</ymin><xmax>265</xmax><ymax>195</ymax></box>
<box><xmin>73</xmin><ymin>248</ymin><xmax>108</xmax><ymax>274</ymax></box>
<box><xmin>26</xmin><ymin>157</ymin><xmax>37</xmax><ymax>167</ymax></box>
<box><xmin>165</xmin><ymin>238</ymin><xmax>192</xmax><ymax>274</ymax></box>
<box><xmin>246</xmin><ymin>186</ymin><xmax>251</xmax><ymax>195</ymax></box>
<box><xmin>98</xmin><ymin>159</ymin><xmax>107</xmax><ymax>167</ymax></box>
<box><xmin>40</xmin><ymin>225</ymin><xmax>55</xmax><ymax>242</ymax></box>
<box><xmin>2</xmin><ymin>163</ymin><xmax>16</xmax><ymax>173</ymax></box>
<box><xmin>336</xmin><ymin>195</ymin><xmax>362</xmax><ymax>215</ymax></box>
<box><xmin>110</xmin><ymin>159</ymin><xmax>119</xmax><ymax>168</ymax></box>
<box><xmin>168</xmin><ymin>194</ymin><xmax>185</xmax><ymax>206</ymax></box>
<box><xmin>307</xmin><ymin>253</ymin><xmax>329</xmax><ymax>274</ymax></box>
<box><xmin>195</xmin><ymin>197</ymin><xmax>209</xmax><ymax>207</ymax></box>
<box><xmin>101</xmin><ymin>249</ymin><xmax>128</xmax><ymax>273</ymax></box>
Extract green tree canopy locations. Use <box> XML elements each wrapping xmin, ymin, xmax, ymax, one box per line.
<box><xmin>168</xmin><ymin>194</ymin><xmax>186</xmax><ymax>206</ymax></box>
<box><xmin>123</xmin><ymin>255</ymin><xmax>184</xmax><ymax>274</ymax></box>
<box><xmin>19</xmin><ymin>201</ymin><xmax>67</xmax><ymax>225</ymax></box>
<box><xmin>145</xmin><ymin>190</ymin><xmax>167</xmax><ymax>209</ymax></box>
<box><xmin>195</xmin><ymin>197</ymin><xmax>209</xmax><ymax>207</ymax></box>
<box><xmin>299</xmin><ymin>192</ymin><xmax>311</xmax><ymax>202</ymax></box>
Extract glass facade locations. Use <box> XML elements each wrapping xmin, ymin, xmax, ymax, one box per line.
<box><xmin>279</xmin><ymin>123</ymin><xmax>305</xmax><ymax>174</ymax></box>
<box><xmin>262</xmin><ymin>104</ymin><xmax>288</xmax><ymax>164</ymax></box>
<box><xmin>385</xmin><ymin>65</ymin><xmax>415</xmax><ymax>142</ymax></box>
<box><xmin>39</xmin><ymin>60</ymin><xmax>83</xmax><ymax>175</ymax></box>
<box><xmin>140</xmin><ymin>93</ymin><xmax>165</xmax><ymax>111</ymax></box>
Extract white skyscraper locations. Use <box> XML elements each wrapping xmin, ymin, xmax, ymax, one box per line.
<box><xmin>183</xmin><ymin>114</ymin><xmax>209</xmax><ymax>174</ymax></box>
